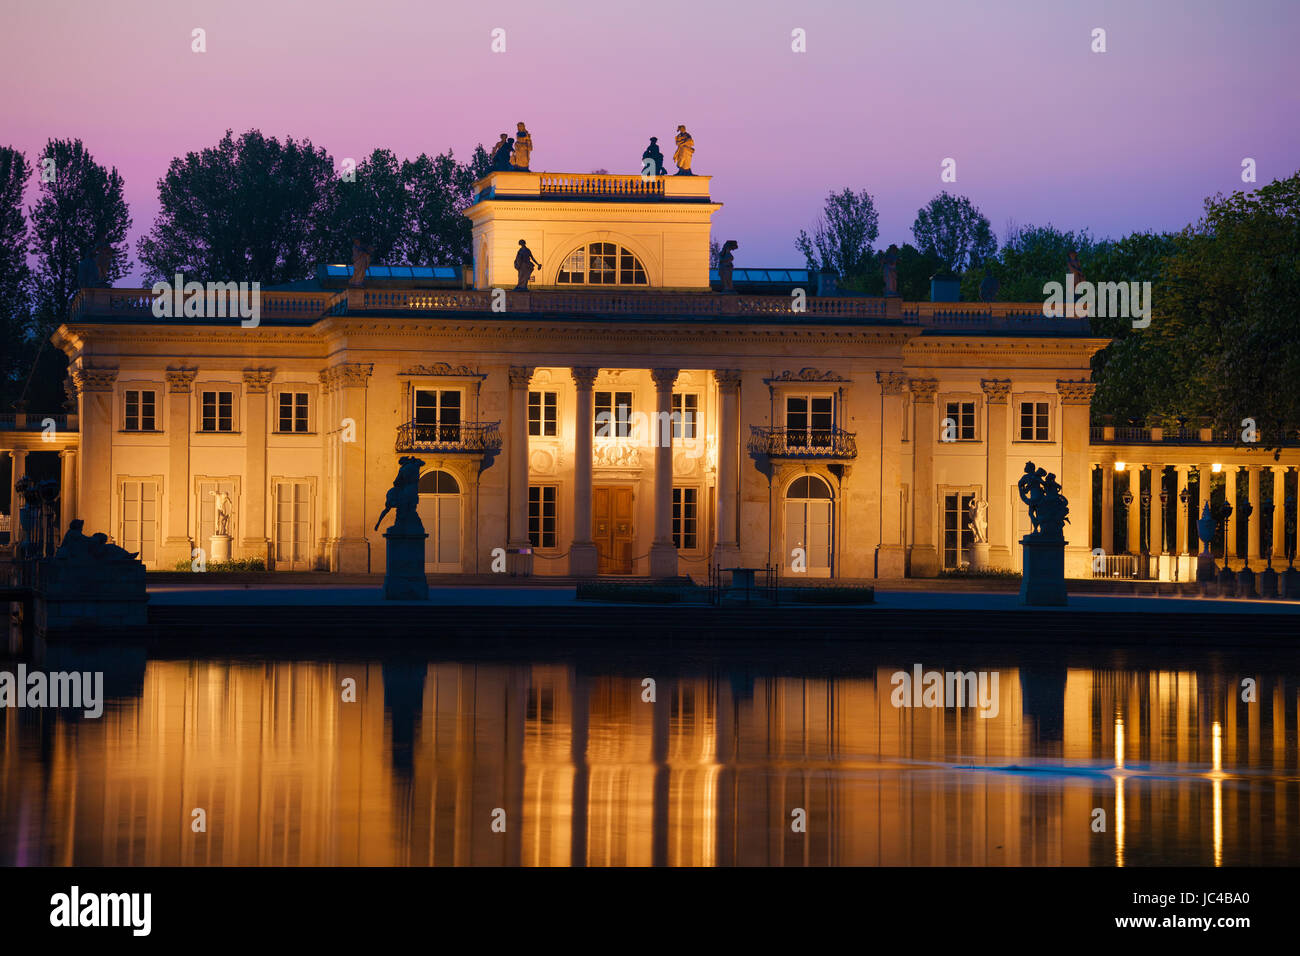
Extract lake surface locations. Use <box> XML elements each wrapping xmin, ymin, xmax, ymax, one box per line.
<box><xmin>3</xmin><ymin>640</ymin><xmax>1298</xmax><ymax>866</ymax></box>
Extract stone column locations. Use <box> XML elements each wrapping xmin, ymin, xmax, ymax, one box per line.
<box><xmin>328</xmin><ymin>363</ymin><xmax>373</xmax><ymax>572</ymax></box>
<box><xmin>1101</xmin><ymin>463</ymin><xmax>1114</xmax><ymax>556</ymax></box>
<box><xmin>712</xmin><ymin>369</ymin><xmax>742</xmax><ymax>569</ymax></box>
<box><xmin>1272</xmin><ymin>466</ymin><xmax>1288</xmax><ymax>564</ymax></box>
<box><xmin>58</xmin><ymin>448</ymin><xmax>77</xmax><ymax>529</ymax></box>
<box><xmin>875</xmin><ymin>372</ymin><xmax>907</xmax><ymax>576</ymax></box>
<box><xmin>1150</xmin><ymin>466</ymin><xmax>1165</xmax><ymax>555</ymax></box>
<box><xmin>159</xmin><ymin>367</ymin><xmax>197</xmax><ymax>564</ymax></box>
<box><xmin>1224</xmin><ymin>467</ymin><xmax>1237</xmax><ymax>559</ymax></box>
<box><xmin>508</xmin><ymin>366</ymin><xmax>535</xmax><ymax>573</ymax></box>
<box><xmin>8</xmin><ymin>449</ymin><xmax>26</xmax><ymax>547</ymax></box>
<box><xmin>907</xmin><ymin>379</ymin><xmax>939</xmax><ymax>577</ymax></box>
<box><xmin>1057</xmin><ymin>380</ymin><xmax>1096</xmax><ymax>575</ymax></box>
<box><xmin>241</xmin><ymin>368</ymin><xmax>274</xmax><ymax>564</ymax></box>
<box><xmin>981</xmin><ymin>379</ymin><xmax>1011</xmax><ymax>568</ymax></box>
<box><xmin>569</xmin><ymin>367</ymin><xmax>599</xmax><ymax>576</ymax></box>
<box><xmin>1124</xmin><ymin>469</ymin><xmax>1138</xmax><ymax>555</ymax></box>
<box><xmin>71</xmin><ymin>365</ymin><xmax>117</xmax><ymax>541</ymax></box>
<box><xmin>1174</xmin><ymin>465</ymin><xmax>1189</xmax><ymax>559</ymax></box>
<box><xmin>649</xmin><ymin>368</ymin><xmax>679</xmax><ymax>578</ymax></box>
<box><xmin>1247</xmin><ymin>465</ymin><xmax>1262</xmax><ymax>565</ymax></box>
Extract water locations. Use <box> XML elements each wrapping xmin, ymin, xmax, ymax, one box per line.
<box><xmin>2</xmin><ymin>641</ymin><xmax>1297</xmax><ymax>866</ymax></box>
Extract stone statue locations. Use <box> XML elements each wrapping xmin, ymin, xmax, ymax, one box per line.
<box><xmin>882</xmin><ymin>244</ymin><xmax>899</xmax><ymax>296</ymax></box>
<box><xmin>375</xmin><ymin>456</ymin><xmax>426</xmax><ymax>535</ymax></box>
<box><xmin>968</xmin><ymin>497</ymin><xmax>989</xmax><ymax>544</ymax></box>
<box><xmin>641</xmin><ymin>137</ymin><xmax>666</xmax><ymax>177</ymax></box>
<box><xmin>979</xmin><ymin>264</ymin><xmax>999</xmax><ymax>302</ymax></box>
<box><xmin>718</xmin><ymin>240</ymin><xmax>738</xmax><ymax>292</ymax></box>
<box><xmin>1067</xmin><ymin>250</ymin><xmax>1085</xmax><ymax>291</ymax></box>
<box><xmin>1018</xmin><ymin>461</ymin><xmax>1069</xmax><ymax>539</ymax></box>
<box><xmin>511</xmin><ymin>123</ymin><xmax>533</xmax><ymax>170</ymax></box>
<box><xmin>94</xmin><ymin>240</ymin><xmax>113</xmax><ymax>284</ymax></box>
<box><xmin>514</xmin><ymin>239</ymin><xmax>541</xmax><ymax>290</ymax></box>
<box><xmin>211</xmin><ymin>489</ymin><xmax>233</xmax><ymax>536</ymax></box>
<box><xmin>53</xmin><ymin>519</ymin><xmax>139</xmax><ymax>562</ymax></box>
<box><xmin>490</xmin><ymin>133</ymin><xmax>513</xmax><ymax>171</ymax></box>
<box><xmin>349</xmin><ymin>239</ymin><xmax>373</xmax><ymax>288</ymax></box>
<box><xmin>673</xmin><ymin>126</ymin><xmax>695</xmax><ymax>175</ymax></box>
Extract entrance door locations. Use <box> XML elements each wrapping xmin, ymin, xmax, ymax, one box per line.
<box><xmin>784</xmin><ymin>474</ymin><xmax>833</xmax><ymax>577</ymax></box>
<box><xmin>417</xmin><ymin>470</ymin><xmax>462</xmax><ymax>573</ymax></box>
<box><xmin>943</xmin><ymin>492</ymin><xmax>975</xmax><ymax>569</ymax></box>
<box><xmin>593</xmin><ymin>485</ymin><xmax>634</xmax><ymax>574</ymax></box>
<box><xmin>274</xmin><ymin>481</ymin><xmax>313</xmax><ymax>570</ymax></box>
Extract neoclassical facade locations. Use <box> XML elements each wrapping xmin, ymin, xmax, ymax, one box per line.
<box><xmin>5</xmin><ymin>170</ymin><xmax>1295</xmax><ymax>580</ymax></box>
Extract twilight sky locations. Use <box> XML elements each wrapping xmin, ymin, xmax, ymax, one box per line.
<box><xmin>3</xmin><ymin>0</ymin><xmax>1297</xmax><ymax>282</ymax></box>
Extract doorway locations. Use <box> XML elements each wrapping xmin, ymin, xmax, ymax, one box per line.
<box><xmin>417</xmin><ymin>469</ymin><xmax>462</xmax><ymax>573</ymax></box>
<box><xmin>784</xmin><ymin>474</ymin><xmax>833</xmax><ymax>577</ymax></box>
<box><xmin>594</xmin><ymin>485</ymin><xmax>634</xmax><ymax>574</ymax></box>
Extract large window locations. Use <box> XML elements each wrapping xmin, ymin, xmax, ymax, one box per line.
<box><xmin>1019</xmin><ymin>401</ymin><xmax>1050</xmax><ymax>442</ymax></box>
<box><xmin>124</xmin><ymin>389</ymin><xmax>156</xmax><ymax>431</ymax></box>
<box><xmin>785</xmin><ymin>395</ymin><xmax>834</xmax><ymax>448</ymax></box>
<box><xmin>944</xmin><ymin>401</ymin><xmax>976</xmax><ymax>441</ymax></box>
<box><xmin>201</xmin><ymin>390</ymin><xmax>233</xmax><ymax>432</ymax></box>
<box><xmin>672</xmin><ymin>392</ymin><xmax>698</xmax><ymax>439</ymax></box>
<box><xmin>120</xmin><ymin>480</ymin><xmax>158</xmax><ymax>563</ymax></box>
<box><xmin>414</xmin><ymin>388</ymin><xmax>462</xmax><ymax>442</ymax></box>
<box><xmin>672</xmin><ymin>487</ymin><xmax>697</xmax><ymax>550</ymax></box>
<box><xmin>556</xmin><ymin>242</ymin><xmax>648</xmax><ymax>286</ymax></box>
<box><xmin>529</xmin><ymin>485</ymin><xmax>557</xmax><ymax>548</ymax></box>
<box><xmin>595</xmin><ymin>390</ymin><xmax>633</xmax><ymax>438</ymax></box>
<box><xmin>277</xmin><ymin>392</ymin><xmax>309</xmax><ymax>433</ymax></box>
<box><xmin>529</xmin><ymin>390</ymin><xmax>557</xmax><ymax>437</ymax></box>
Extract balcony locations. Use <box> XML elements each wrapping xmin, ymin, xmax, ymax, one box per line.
<box><xmin>395</xmin><ymin>421</ymin><xmax>502</xmax><ymax>454</ymax></box>
<box><xmin>748</xmin><ymin>425</ymin><xmax>857</xmax><ymax>460</ymax></box>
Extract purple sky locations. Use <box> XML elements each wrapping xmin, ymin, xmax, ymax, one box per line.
<box><xmin>4</xmin><ymin>0</ymin><xmax>1297</xmax><ymax>282</ymax></box>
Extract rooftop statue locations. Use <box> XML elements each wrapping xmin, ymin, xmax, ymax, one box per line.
<box><xmin>490</xmin><ymin>133</ymin><xmax>513</xmax><ymax>172</ymax></box>
<box><xmin>349</xmin><ymin>239</ymin><xmax>373</xmax><ymax>288</ymax></box>
<box><xmin>53</xmin><ymin>518</ymin><xmax>140</xmax><ymax>562</ymax></box>
<box><xmin>979</xmin><ymin>264</ymin><xmax>999</xmax><ymax>302</ymax></box>
<box><xmin>641</xmin><ymin>137</ymin><xmax>667</xmax><ymax>177</ymax></box>
<box><xmin>673</xmin><ymin>126</ymin><xmax>695</xmax><ymax>175</ymax></box>
<box><xmin>1018</xmin><ymin>461</ymin><xmax>1069</xmax><ymax>540</ymax></box>
<box><xmin>511</xmin><ymin>123</ymin><xmax>533</xmax><ymax>171</ymax></box>
<box><xmin>718</xmin><ymin>240</ymin><xmax>738</xmax><ymax>291</ymax></box>
<box><xmin>882</xmin><ymin>244</ymin><xmax>899</xmax><ymax>296</ymax></box>
<box><xmin>76</xmin><ymin>239</ymin><xmax>113</xmax><ymax>289</ymax></box>
<box><xmin>374</xmin><ymin>457</ymin><xmax>426</xmax><ymax>536</ymax></box>
<box><xmin>514</xmin><ymin>239</ymin><xmax>541</xmax><ymax>290</ymax></box>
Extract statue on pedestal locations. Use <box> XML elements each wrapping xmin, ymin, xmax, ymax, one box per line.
<box><xmin>375</xmin><ymin>457</ymin><xmax>426</xmax><ymax>535</ymax></box>
<box><xmin>514</xmin><ymin>239</ymin><xmax>541</xmax><ymax>290</ymax></box>
<box><xmin>211</xmin><ymin>490</ymin><xmax>233</xmax><ymax>536</ymax></box>
<box><xmin>882</xmin><ymin>245</ymin><xmax>899</xmax><ymax>296</ymax></box>
<box><xmin>718</xmin><ymin>240</ymin><xmax>738</xmax><ymax>292</ymax></box>
<box><xmin>979</xmin><ymin>264</ymin><xmax>999</xmax><ymax>302</ymax></box>
<box><xmin>673</xmin><ymin>126</ymin><xmax>695</xmax><ymax>175</ymax></box>
<box><xmin>377</xmin><ymin>457</ymin><xmax>429</xmax><ymax>600</ymax></box>
<box><xmin>511</xmin><ymin>123</ymin><xmax>533</xmax><ymax>170</ymax></box>
<box><xmin>968</xmin><ymin>497</ymin><xmax>989</xmax><ymax>544</ymax></box>
<box><xmin>641</xmin><ymin>137</ymin><xmax>666</xmax><ymax>177</ymax></box>
<box><xmin>349</xmin><ymin>239</ymin><xmax>373</xmax><ymax>288</ymax></box>
<box><xmin>1018</xmin><ymin>461</ymin><xmax>1070</xmax><ymax>605</ymax></box>
<box><xmin>1018</xmin><ymin>462</ymin><xmax>1069</xmax><ymax>540</ymax></box>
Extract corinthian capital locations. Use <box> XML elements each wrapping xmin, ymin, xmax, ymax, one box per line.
<box><xmin>164</xmin><ymin>367</ymin><xmax>197</xmax><ymax>394</ymax></box>
<box><xmin>1057</xmin><ymin>379</ymin><xmax>1097</xmax><ymax>405</ymax></box>
<box><xmin>508</xmin><ymin>365</ymin><xmax>536</xmax><ymax>387</ymax></box>
<box><xmin>908</xmin><ymin>378</ymin><xmax>939</xmax><ymax>403</ymax></box>
<box><xmin>571</xmin><ymin>366</ymin><xmax>600</xmax><ymax>389</ymax></box>
<box><xmin>72</xmin><ymin>366</ymin><xmax>119</xmax><ymax>393</ymax></box>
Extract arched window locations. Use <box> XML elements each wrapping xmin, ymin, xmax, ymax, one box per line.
<box><xmin>788</xmin><ymin>475</ymin><xmax>832</xmax><ymax>499</ymax></box>
<box><xmin>556</xmin><ymin>242</ymin><xmax>648</xmax><ymax>286</ymax></box>
<box><xmin>418</xmin><ymin>470</ymin><xmax>460</xmax><ymax>495</ymax></box>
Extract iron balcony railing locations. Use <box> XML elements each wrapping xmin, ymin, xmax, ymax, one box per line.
<box><xmin>395</xmin><ymin>420</ymin><xmax>502</xmax><ymax>453</ymax></box>
<box><xmin>1089</xmin><ymin>424</ymin><xmax>1300</xmax><ymax>445</ymax></box>
<box><xmin>748</xmin><ymin>425</ymin><xmax>858</xmax><ymax>459</ymax></box>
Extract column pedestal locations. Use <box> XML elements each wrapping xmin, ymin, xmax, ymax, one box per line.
<box><xmin>384</xmin><ymin>531</ymin><xmax>429</xmax><ymax>600</ymax></box>
<box><xmin>1020</xmin><ymin>537</ymin><xmax>1068</xmax><ymax>606</ymax></box>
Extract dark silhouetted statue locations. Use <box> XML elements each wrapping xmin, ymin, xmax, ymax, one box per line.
<box><xmin>514</xmin><ymin>240</ymin><xmax>541</xmax><ymax>290</ymax></box>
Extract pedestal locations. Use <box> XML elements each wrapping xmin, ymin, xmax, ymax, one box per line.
<box><xmin>1236</xmin><ymin>566</ymin><xmax>1256</xmax><ymax>598</ymax></box>
<box><xmin>1196</xmin><ymin>552</ymin><xmax>1217</xmax><ymax>584</ymax></box>
<box><xmin>1259</xmin><ymin>566</ymin><xmax>1278</xmax><ymax>599</ymax></box>
<box><xmin>570</xmin><ymin>542</ymin><xmax>599</xmax><ymax>577</ymax></box>
<box><xmin>970</xmin><ymin>542</ymin><xmax>990</xmax><ymax>571</ymax></box>
<box><xmin>37</xmin><ymin>558</ymin><xmax>148</xmax><ymax>629</ymax></box>
<box><xmin>209</xmin><ymin>534</ymin><xmax>231</xmax><ymax>563</ymax></box>
<box><xmin>384</xmin><ymin>531</ymin><xmax>428</xmax><ymax>600</ymax></box>
<box><xmin>1019</xmin><ymin>536</ymin><xmax>1067</xmax><ymax>606</ymax></box>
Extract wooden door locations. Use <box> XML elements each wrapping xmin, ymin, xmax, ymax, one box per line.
<box><xmin>594</xmin><ymin>485</ymin><xmax>634</xmax><ymax>574</ymax></box>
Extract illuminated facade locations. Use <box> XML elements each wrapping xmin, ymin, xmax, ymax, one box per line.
<box><xmin>4</xmin><ymin>170</ymin><xmax>1293</xmax><ymax>578</ymax></box>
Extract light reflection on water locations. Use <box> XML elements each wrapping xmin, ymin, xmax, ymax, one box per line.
<box><xmin>2</xmin><ymin>649</ymin><xmax>1298</xmax><ymax>866</ymax></box>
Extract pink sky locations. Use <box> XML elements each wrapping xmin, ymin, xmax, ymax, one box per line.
<box><xmin>4</xmin><ymin>0</ymin><xmax>1297</xmax><ymax>281</ymax></box>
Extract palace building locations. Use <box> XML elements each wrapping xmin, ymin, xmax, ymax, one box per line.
<box><xmin>6</xmin><ymin>168</ymin><xmax>1299</xmax><ymax>580</ymax></box>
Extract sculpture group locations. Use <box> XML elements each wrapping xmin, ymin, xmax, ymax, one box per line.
<box><xmin>484</xmin><ymin>124</ymin><xmax>700</xmax><ymax>178</ymax></box>
<box><xmin>1018</xmin><ymin>462</ymin><xmax>1070</xmax><ymax>540</ymax></box>
<box><xmin>1018</xmin><ymin>461</ymin><xmax>1070</xmax><ymax>606</ymax></box>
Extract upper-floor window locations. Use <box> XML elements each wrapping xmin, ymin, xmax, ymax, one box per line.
<box><xmin>595</xmin><ymin>390</ymin><xmax>633</xmax><ymax>438</ymax></box>
<box><xmin>672</xmin><ymin>392</ymin><xmax>698</xmax><ymax>439</ymax></box>
<box><xmin>785</xmin><ymin>394</ymin><xmax>834</xmax><ymax>447</ymax></box>
<box><xmin>124</xmin><ymin>389</ymin><xmax>156</xmax><ymax>431</ymax></box>
<box><xmin>414</xmin><ymin>388</ymin><xmax>461</xmax><ymax>442</ymax></box>
<box><xmin>201</xmin><ymin>390</ymin><xmax>234</xmax><ymax>432</ymax></box>
<box><xmin>556</xmin><ymin>242</ymin><xmax>648</xmax><ymax>286</ymax></box>
<box><xmin>529</xmin><ymin>390</ymin><xmax>557</xmax><ymax>437</ymax></box>
<box><xmin>1019</xmin><ymin>401</ymin><xmax>1050</xmax><ymax>442</ymax></box>
<box><xmin>277</xmin><ymin>392</ymin><xmax>310</xmax><ymax>433</ymax></box>
<box><xmin>943</xmin><ymin>401</ymin><xmax>977</xmax><ymax>441</ymax></box>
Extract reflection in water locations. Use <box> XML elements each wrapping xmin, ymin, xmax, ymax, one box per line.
<box><xmin>2</xmin><ymin>653</ymin><xmax>1298</xmax><ymax>866</ymax></box>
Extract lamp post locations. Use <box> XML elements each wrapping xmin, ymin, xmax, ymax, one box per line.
<box><xmin>1140</xmin><ymin>489</ymin><xmax>1152</xmax><ymax>579</ymax></box>
<box><xmin>1122</xmin><ymin>488</ymin><xmax>1134</xmax><ymax>576</ymax></box>
<box><xmin>1178</xmin><ymin>486</ymin><xmax>1191</xmax><ymax>581</ymax></box>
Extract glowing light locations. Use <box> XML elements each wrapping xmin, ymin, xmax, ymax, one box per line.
<box><xmin>1212</xmin><ymin>463</ymin><xmax>1222</xmax><ymax>473</ymax></box>
<box><xmin>1114</xmin><ymin>461</ymin><xmax>1126</xmax><ymax>472</ymax></box>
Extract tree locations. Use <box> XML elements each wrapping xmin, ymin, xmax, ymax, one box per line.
<box><xmin>30</xmin><ymin>138</ymin><xmax>132</xmax><ymax>323</ymax></box>
<box><xmin>0</xmin><ymin>146</ymin><xmax>33</xmax><ymax>408</ymax></box>
<box><xmin>795</xmin><ymin>188</ymin><xmax>879</xmax><ymax>285</ymax></box>
<box><xmin>136</xmin><ymin>129</ymin><xmax>335</xmax><ymax>285</ymax></box>
<box><xmin>327</xmin><ymin>148</ymin><xmax>407</xmax><ymax>264</ymax></box>
<box><xmin>991</xmin><ymin>223</ymin><xmax>1098</xmax><ymax>302</ymax></box>
<box><xmin>910</xmin><ymin>191</ymin><xmax>995</xmax><ymax>277</ymax></box>
<box><xmin>399</xmin><ymin>145</ymin><xmax>490</xmax><ymax>266</ymax></box>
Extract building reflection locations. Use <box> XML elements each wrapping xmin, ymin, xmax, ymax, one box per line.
<box><xmin>1</xmin><ymin>657</ymin><xmax>1297</xmax><ymax>866</ymax></box>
